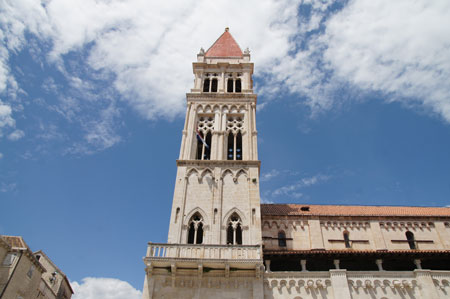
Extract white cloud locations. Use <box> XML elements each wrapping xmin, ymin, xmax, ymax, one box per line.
<box><xmin>8</xmin><ymin>129</ymin><xmax>24</xmax><ymax>141</ymax></box>
<box><xmin>71</xmin><ymin>277</ymin><xmax>141</xmax><ymax>299</ymax></box>
<box><xmin>0</xmin><ymin>153</ymin><xmax>3</xmax><ymax>159</ymax></box>
<box><xmin>0</xmin><ymin>100</ymin><xmax>15</xmax><ymax>136</ymax></box>
<box><xmin>272</xmin><ymin>174</ymin><xmax>330</xmax><ymax>198</ymax></box>
<box><xmin>1</xmin><ymin>0</ymin><xmax>450</xmax><ymax>156</ymax></box>
<box><xmin>260</xmin><ymin>169</ymin><xmax>280</xmax><ymax>182</ymax></box>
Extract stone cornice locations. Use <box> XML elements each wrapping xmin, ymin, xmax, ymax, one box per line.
<box><xmin>177</xmin><ymin>160</ymin><xmax>260</xmax><ymax>169</ymax></box>
<box><xmin>186</xmin><ymin>93</ymin><xmax>257</xmax><ymax>103</ymax></box>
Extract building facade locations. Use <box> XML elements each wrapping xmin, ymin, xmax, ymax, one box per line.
<box><xmin>142</xmin><ymin>29</ymin><xmax>450</xmax><ymax>299</ymax></box>
<box><xmin>0</xmin><ymin>235</ymin><xmax>73</xmax><ymax>299</ymax></box>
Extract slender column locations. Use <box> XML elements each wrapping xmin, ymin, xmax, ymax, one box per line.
<box><xmin>414</xmin><ymin>259</ymin><xmax>422</xmax><ymax>269</ymax></box>
<box><xmin>265</xmin><ymin>260</ymin><xmax>271</xmax><ymax>272</ymax></box>
<box><xmin>300</xmin><ymin>259</ymin><xmax>307</xmax><ymax>272</ymax></box>
<box><xmin>333</xmin><ymin>259</ymin><xmax>340</xmax><ymax>269</ymax></box>
<box><xmin>376</xmin><ymin>259</ymin><xmax>383</xmax><ymax>271</ymax></box>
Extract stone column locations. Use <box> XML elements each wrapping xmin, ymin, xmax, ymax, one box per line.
<box><xmin>333</xmin><ymin>259</ymin><xmax>340</xmax><ymax>269</ymax></box>
<box><xmin>375</xmin><ymin>259</ymin><xmax>383</xmax><ymax>271</ymax></box>
<box><xmin>414</xmin><ymin>259</ymin><xmax>422</xmax><ymax>270</ymax></box>
<box><xmin>265</xmin><ymin>260</ymin><xmax>271</xmax><ymax>272</ymax></box>
<box><xmin>301</xmin><ymin>259</ymin><xmax>307</xmax><ymax>272</ymax></box>
<box><xmin>330</xmin><ymin>269</ymin><xmax>351</xmax><ymax>299</ymax></box>
<box><xmin>415</xmin><ymin>270</ymin><xmax>440</xmax><ymax>299</ymax></box>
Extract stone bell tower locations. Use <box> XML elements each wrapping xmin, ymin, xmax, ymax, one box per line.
<box><xmin>143</xmin><ymin>28</ymin><xmax>264</xmax><ymax>299</ymax></box>
<box><xmin>167</xmin><ymin>27</ymin><xmax>262</xmax><ymax>246</ymax></box>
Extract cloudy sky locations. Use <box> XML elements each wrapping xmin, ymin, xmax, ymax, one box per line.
<box><xmin>1</xmin><ymin>0</ymin><xmax>450</xmax><ymax>297</ymax></box>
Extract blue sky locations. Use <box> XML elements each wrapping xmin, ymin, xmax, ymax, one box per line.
<box><xmin>1</xmin><ymin>0</ymin><xmax>450</xmax><ymax>297</ymax></box>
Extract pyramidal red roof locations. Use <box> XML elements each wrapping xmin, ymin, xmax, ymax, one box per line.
<box><xmin>205</xmin><ymin>28</ymin><xmax>243</xmax><ymax>58</ymax></box>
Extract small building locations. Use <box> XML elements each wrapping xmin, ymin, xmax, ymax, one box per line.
<box><xmin>0</xmin><ymin>235</ymin><xmax>73</xmax><ymax>299</ymax></box>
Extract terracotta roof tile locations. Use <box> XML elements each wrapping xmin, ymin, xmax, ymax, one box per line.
<box><xmin>205</xmin><ymin>28</ymin><xmax>243</xmax><ymax>58</ymax></box>
<box><xmin>264</xmin><ymin>249</ymin><xmax>450</xmax><ymax>256</ymax></box>
<box><xmin>261</xmin><ymin>204</ymin><xmax>450</xmax><ymax>217</ymax></box>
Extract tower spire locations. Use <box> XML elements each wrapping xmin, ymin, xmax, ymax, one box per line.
<box><xmin>205</xmin><ymin>28</ymin><xmax>243</xmax><ymax>58</ymax></box>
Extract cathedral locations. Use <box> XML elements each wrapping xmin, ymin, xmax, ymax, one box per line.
<box><xmin>142</xmin><ymin>29</ymin><xmax>450</xmax><ymax>299</ymax></box>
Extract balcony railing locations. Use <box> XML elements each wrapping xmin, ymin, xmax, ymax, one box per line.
<box><xmin>145</xmin><ymin>243</ymin><xmax>262</xmax><ymax>260</ymax></box>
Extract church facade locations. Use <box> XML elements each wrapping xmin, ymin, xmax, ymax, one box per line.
<box><xmin>142</xmin><ymin>29</ymin><xmax>450</xmax><ymax>299</ymax></box>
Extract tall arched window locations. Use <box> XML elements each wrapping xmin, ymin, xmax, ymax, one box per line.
<box><xmin>278</xmin><ymin>231</ymin><xmax>286</xmax><ymax>247</ymax></box>
<box><xmin>226</xmin><ymin>213</ymin><xmax>242</xmax><ymax>245</ymax></box>
<box><xmin>343</xmin><ymin>231</ymin><xmax>351</xmax><ymax>248</ymax></box>
<box><xmin>235</xmin><ymin>79</ymin><xmax>242</xmax><ymax>92</ymax></box>
<box><xmin>406</xmin><ymin>231</ymin><xmax>416</xmax><ymax>249</ymax></box>
<box><xmin>236</xmin><ymin>132</ymin><xmax>242</xmax><ymax>160</ymax></box>
<box><xmin>227</xmin><ymin>79</ymin><xmax>234</xmax><ymax>92</ymax></box>
<box><xmin>196</xmin><ymin>116</ymin><xmax>214</xmax><ymax>160</ymax></box>
<box><xmin>203</xmin><ymin>132</ymin><xmax>212</xmax><ymax>160</ymax></box>
<box><xmin>227</xmin><ymin>132</ymin><xmax>234</xmax><ymax>160</ymax></box>
<box><xmin>203</xmin><ymin>78</ymin><xmax>210</xmax><ymax>92</ymax></box>
<box><xmin>211</xmin><ymin>78</ymin><xmax>218</xmax><ymax>92</ymax></box>
<box><xmin>187</xmin><ymin>213</ymin><xmax>204</xmax><ymax>244</ymax></box>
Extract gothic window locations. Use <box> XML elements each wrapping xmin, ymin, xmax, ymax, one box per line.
<box><xmin>278</xmin><ymin>231</ymin><xmax>287</xmax><ymax>247</ymax></box>
<box><xmin>227</xmin><ymin>79</ymin><xmax>234</xmax><ymax>92</ymax></box>
<box><xmin>226</xmin><ymin>213</ymin><xmax>242</xmax><ymax>245</ymax></box>
<box><xmin>203</xmin><ymin>78</ymin><xmax>210</xmax><ymax>92</ymax></box>
<box><xmin>406</xmin><ymin>231</ymin><xmax>416</xmax><ymax>249</ymax></box>
<box><xmin>227</xmin><ymin>132</ymin><xmax>234</xmax><ymax>160</ymax></box>
<box><xmin>236</xmin><ymin>132</ymin><xmax>242</xmax><ymax>160</ymax></box>
<box><xmin>343</xmin><ymin>231</ymin><xmax>351</xmax><ymax>248</ymax></box>
<box><xmin>187</xmin><ymin>213</ymin><xmax>204</xmax><ymax>244</ymax></box>
<box><xmin>226</xmin><ymin>115</ymin><xmax>244</xmax><ymax>160</ymax></box>
<box><xmin>235</xmin><ymin>79</ymin><xmax>242</xmax><ymax>92</ymax></box>
<box><xmin>211</xmin><ymin>78</ymin><xmax>218</xmax><ymax>92</ymax></box>
<box><xmin>196</xmin><ymin>116</ymin><xmax>214</xmax><ymax>160</ymax></box>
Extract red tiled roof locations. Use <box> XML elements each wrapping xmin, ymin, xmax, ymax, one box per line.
<box><xmin>205</xmin><ymin>28</ymin><xmax>243</xmax><ymax>58</ymax></box>
<box><xmin>1</xmin><ymin>235</ymin><xmax>28</xmax><ymax>249</ymax></box>
<box><xmin>261</xmin><ymin>204</ymin><xmax>450</xmax><ymax>217</ymax></box>
<box><xmin>264</xmin><ymin>249</ymin><xmax>450</xmax><ymax>256</ymax></box>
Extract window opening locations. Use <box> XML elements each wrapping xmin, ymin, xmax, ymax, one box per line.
<box><xmin>343</xmin><ymin>231</ymin><xmax>351</xmax><ymax>248</ymax></box>
<box><xmin>278</xmin><ymin>231</ymin><xmax>287</xmax><ymax>247</ymax></box>
<box><xmin>227</xmin><ymin>79</ymin><xmax>234</xmax><ymax>92</ymax></box>
<box><xmin>227</xmin><ymin>132</ymin><xmax>234</xmax><ymax>160</ymax></box>
<box><xmin>235</xmin><ymin>79</ymin><xmax>242</xmax><ymax>92</ymax></box>
<box><xmin>211</xmin><ymin>78</ymin><xmax>218</xmax><ymax>92</ymax></box>
<box><xmin>236</xmin><ymin>132</ymin><xmax>242</xmax><ymax>160</ymax></box>
<box><xmin>214</xmin><ymin>208</ymin><xmax>217</xmax><ymax>224</ymax></box>
<box><xmin>406</xmin><ymin>231</ymin><xmax>416</xmax><ymax>249</ymax></box>
<box><xmin>187</xmin><ymin>213</ymin><xmax>204</xmax><ymax>244</ymax></box>
<box><xmin>204</xmin><ymin>132</ymin><xmax>212</xmax><ymax>160</ymax></box>
<box><xmin>227</xmin><ymin>213</ymin><xmax>242</xmax><ymax>245</ymax></box>
<box><xmin>203</xmin><ymin>78</ymin><xmax>210</xmax><ymax>92</ymax></box>
<box><xmin>196</xmin><ymin>116</ymin><xmax>214</xmax><ymax>160</ymax></box>
<box><xmin>175</xmin><ymin>207</ymin><xmax>180</xmax><ymax>223</ymax></box>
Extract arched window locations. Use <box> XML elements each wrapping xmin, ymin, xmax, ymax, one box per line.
<box><xmin>235</xmin><ymin>79</ymin><xmax>241</xmax><ymax>92</ymax></box>
<box><xmin>226</xmin><ymin>213</ymin><xmax>242</xmax><ymax>245</ymax></box>
<box><xmin>236</xmin><ymin>132</ymin><xmax>242</xmax><ymax>160</ymax></box>
<box><xmin>227</xmin><ymin>79</ymin><xmax>234</xmax><ymax>92</ymax></box>
<box><xmin>187</xmin><ymin>213</ymin><xmax>204</xmax><ymax>244</ymax></box>
<box><xmin>196</xmin><ymin>131</ymin><xmax>205</xmax><ymax>160</ymax></box>
<box><xmin>227</xmin><ymin>132</ymin><xmax>234</xmax><ymax>160</ymax></box>
<box><xmin>406</xmin><ymin>231</ymin><xmax>416</xmax><ymax>249</ymax></box>
<box><xmin>203</xmin><ymin>78</ymin><xmax>210</xmax><ymax>92</ymax></box>
<box><xmin>196</xmin><ymin>130</ymin><xmax>211</xmax><ymax>160</ymax></box>
<box><xmin>343</xmin><ymin>231</ymin><xmax>351</xmax><ymax>248</ymax></box>
<box><xmin>278</xmin><ymin>231</ymin><xmax>286</xmax><ymax>247</ymax></box>
<box><xmin>211</xmin><ymin>78</ymin><xmax>218</xmax><ymax>92</ymax></box>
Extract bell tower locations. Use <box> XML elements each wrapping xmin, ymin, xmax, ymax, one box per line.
<box><xmin>167</xmin><ymin>27</ymin><xmax>262</xmax><ymax>246</ymax></box>
<box><xmin>143</xmin><ymin>29</ymin><xmax>264</xmax><ymax>299</ymax></box>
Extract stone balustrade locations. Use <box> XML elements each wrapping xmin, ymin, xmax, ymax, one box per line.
<box><xmin>145</xmin><ymin>243</ymin><xmax>262</xmax><ymax>261</ymax></box>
